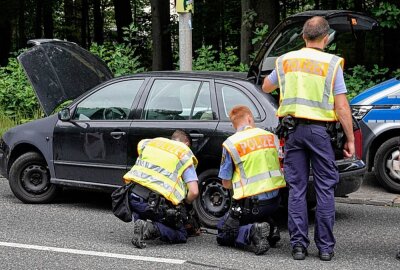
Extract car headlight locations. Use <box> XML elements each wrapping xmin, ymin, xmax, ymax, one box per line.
<box><xmin>351</xmin><ymin>105</ymin><xmax>372</xmax><ymax>120</ymax></box>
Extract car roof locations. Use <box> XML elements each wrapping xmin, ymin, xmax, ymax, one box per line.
<box><xmin>129</xmin><ymin>71</ymin><xmax>248</xmax><ymax>81</ymax></box>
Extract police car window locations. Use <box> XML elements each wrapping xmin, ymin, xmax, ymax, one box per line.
<box><xmin>142</xmin><ymin>79</ymin><xmax>210</xmax><ymax>120</ymax></box>
<box><xmin>218</xmin><ymin>84</ymin><xmax>260</xmax><ymax>120</ymax></box>
<box><xmin>73</xmin><ymin>79</ymin><xmax>143</xmax><ymax>120</ymax></box>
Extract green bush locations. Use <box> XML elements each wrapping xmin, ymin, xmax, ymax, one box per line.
<box><xmin>0</xmin><ymin>56</ymin><xmax>40</xmax><ymax>120</ymax></box>
<box><xmin>344</xmin><ymin>64</ymin><xmax>394</xmax><ymax>100</ymax></box>
<box><xmin>90</xmin><ymin>24</ymin><xmax>145</xmax><ymax>77</ymax></box>
<box><xmin>193</xmin><ymin>45</ymin><xmax>248</xmax><ymax>72</ymax></box>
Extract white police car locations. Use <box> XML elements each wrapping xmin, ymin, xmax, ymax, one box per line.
<box><xmin>350</xmin><ymin>77</ymin><xmax>400</xmax><ymax>193</ymax></box>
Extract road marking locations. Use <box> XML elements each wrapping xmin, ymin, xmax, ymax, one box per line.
<box><xmin>0</xmin><ymin>241</ymin><xmax>185</xmax><ymax>264</ymax></box>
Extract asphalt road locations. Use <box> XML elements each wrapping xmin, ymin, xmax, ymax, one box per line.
<box><xmin>0</xmin><ymin>177</ymin><xmax>399</xmax><ymax>270</ymax></box>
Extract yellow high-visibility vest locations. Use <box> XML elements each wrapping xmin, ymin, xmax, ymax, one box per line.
<box><xmin>276</xmin><ymin>48</ymin><xmax>344</xmax><ymax>121</ymax></box>
<box><xmin>223</xmin><ymin>127</ymin><xmax>286</xmax><ymax>200</ymax></box>
<box><xmin>123</xmin><ymin>137</ymin><xmax>198</xmax><ymax>205</ymax></box>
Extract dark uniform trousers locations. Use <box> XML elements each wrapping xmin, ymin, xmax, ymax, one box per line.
<box><xmin>129</xmin><ymin>192</ymin><xmax>187</xmax><ymax>243</ymax></box>
<box><xmin>216</xmin><ymin>196</ymin><xmax>280</xmax><ymax>247</ymax></box>
<box><xmin>284</xmin><ymin>124</ymin><xmax>339</xmax><ymax>253</ymax></box>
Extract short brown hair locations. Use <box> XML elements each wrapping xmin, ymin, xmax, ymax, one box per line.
<box><xmin>171</xmin><ymin>129</ymin><xmax>192</xmax><ymax>147</ymax></box>
<box><xmin>229</xmin><ymin>105</ymin><xmax>254</xmax><ymax>126</ymax></box>
<box><xmin>303</xmin><ymin>16</ymin><xmax>330</xmax><ymax>41</ymax></box>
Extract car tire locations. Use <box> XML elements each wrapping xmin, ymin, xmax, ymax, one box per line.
<box><xmin>193</xmin><ymin>169</ymin><xmax>231</xmax><ymax>228</ymax></box>
<box><xmin>374</xmin><ymin>137</ymin><xmax>400</xmax><ymax>193</ymax></box>
<box><xmin>9</xmin><ymin>152</ymin><xmax>59</xmax><ymax>203</ymax></box>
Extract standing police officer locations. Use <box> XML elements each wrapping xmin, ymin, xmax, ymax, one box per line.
<box><xmin>262</xmin><ymin>16</ymin><xmax>355</xmax><ymax>261</ymax></box>
<box><xmin>123</xmin><ymin>130</ymin><xmax>199</xmax><ymax>248</ymax></box>
<box><xmin>216</xmin><ymin>105</ymin><xmax>286</xmax><ymax>255</ymax></box>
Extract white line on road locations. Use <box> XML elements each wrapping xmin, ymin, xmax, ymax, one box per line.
<box><xmin>0</xmin><ymin>241</ymin><xmax>186</xmax><ymax>265</ymax></box>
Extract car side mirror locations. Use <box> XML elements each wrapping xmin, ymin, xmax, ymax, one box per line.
<box><xmin>58</xmin><ymin>108</ymin><xmax>71</xmax><ymax>121</ymax></box>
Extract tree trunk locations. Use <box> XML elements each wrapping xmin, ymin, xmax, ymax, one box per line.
<box><xmin>0</xmin><ymin>20</ymin><xmax>12</xmax><ymax>66</ymax></box>
<box><xmin>257</xmin><ymin>0</ymin><xmax>280</xmax><ymax>30</ymax></box>
<box><xmin>255</xmin><ymin>0</ymin><xmax>279</xmax><ymax>50</ymax></box>
<box><xmin>113</xmin><ymin>0</ymin><xmax>133</xmax><ymax>42</ymax></box>
<box><xmin>81</xmin><ymin>0</ymin><xmax>89</xmax><ymax>48</ymax></box>
<box><xmin>43</xmin><ymin>0</ymin><xmax>53</xmax><ymax>38</ymax></box>
<box><xmin>321</xmin><ymin>0</ymin><xmax>337</xmax><ymax>9</ymax></box>
<box><xmin>150</xmin><ymin>0</ymin><xmax>172</xmax><ymax>70</ymax></box>
<box><xmin>64</xmin><ymin>0</ymin><xmax>76</xmax><ymax>42</ymax></box>
<box><xmin>35</xmin><ymin>0</ymin><xmax>43</xmax><ymax>38</ymax></box>
<box><xmin>93</xmin><ymin>0</ymin><xmax>104</xmax><ymax>44</ymax></box>
<box><xmin>240</xmin><ymin>0</ymin><xmax>252</xmax><ymax>65</ymax></box>
<box><xmin>18</xmin><ymin>0</ymin><xmax>26</xmax><ymax>48</ymax></box>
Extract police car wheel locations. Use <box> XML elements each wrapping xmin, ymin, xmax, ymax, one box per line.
<box><xmin>193</xmin><ymin>169</ymin><xmax>231</xmax><ymax>228</ymax></box>
<box><xmin>374</xmin><ymin>137</ymin><xmax>400</xmax><ymax>193</ymax></box>
<box><xmin>9</xmin><ymin>152</ymin><xmax>59</xmax><ymax>203</ymax></box>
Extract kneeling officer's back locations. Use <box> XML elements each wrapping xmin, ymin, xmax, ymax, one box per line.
<box><xmin>123</xmin><ymin>130</ymin><xmax>199</xmax><ymax>248</ymax></box>
<box><xmin>217</xmin><ymin>105</ymin><xmax>286</xmax><ymax>255</ymax></box>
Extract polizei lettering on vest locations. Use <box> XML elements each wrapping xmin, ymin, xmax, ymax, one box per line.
<box><xmin>149</xmin><ymin>140</ymin><xmax>186</xmax><ymax>159</ymax></box>
<box><xmin>236</xmin><ymin>134</ymin><xmax>275</xmax><ymax>157</ymax></box>
<box><xmin>284</xmin><ymin>59</ymin><xmax>328</xmax><ymax>77</ymax></box>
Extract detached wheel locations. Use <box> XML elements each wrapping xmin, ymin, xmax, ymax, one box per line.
<box><xmin>9</xmin><ymin>152</ymin><xmax>59</xmax><ymax>203</ymax></box>
<box><xmin>193</xmin><ymin>169</ymin><xmax>231</xmax><ymax>228</ymax></box>
<box><xmin>374</xmin><ymin>137</ymin><xmax>400</xmax><ymax>193</ymax></box>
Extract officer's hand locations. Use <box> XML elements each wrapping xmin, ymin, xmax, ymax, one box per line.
<box><xmin>343</xmin><ymin>141</ymin><xmax>355</xmax><ymax>158</ymax></box>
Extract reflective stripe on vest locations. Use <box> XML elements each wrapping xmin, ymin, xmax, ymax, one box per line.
<box><xmin>124</xmin><ymin>138</ymin><xmax>197</xmax><ymax>205</ymax></box>
<box><xmin>276</xmin><ymin>48</ymin><xmax>344</xmax><ymax>121</ymax></box>
<box><xmin>223</xmin><ymin>128</ymin><xmax>286</xmax><ymax>200</ymax></box>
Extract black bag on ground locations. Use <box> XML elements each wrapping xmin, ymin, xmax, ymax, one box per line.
<box><xmin>111</xmin><ymin>183</ymin><xmax>133</xmax><ymax>222</ymax></box>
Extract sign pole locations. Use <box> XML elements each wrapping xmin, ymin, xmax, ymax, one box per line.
<box><xmin>177</xmin><ymin>0</ymin><xmax>193</xmax><ymax>71</ymax></box>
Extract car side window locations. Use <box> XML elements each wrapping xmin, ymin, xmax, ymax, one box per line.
<box><xmin>218</xmin><ymin>83</ymin><xmax>261</xmax><ymax>121</ymax></box>
<box><xmin>73</xmin><ymin>80</ymin><xmax>143</xmax><ymax>120</ymax></box>
<box><xmin>142</xmin><ymin>79</ymin><xmax>212</xmax><ymax>120</ymax></box>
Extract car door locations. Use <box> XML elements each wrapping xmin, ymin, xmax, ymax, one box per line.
<box><xmin>53</xmin><ymin>78</ymin><xmax>146</xmax><ymax>187</ymax></box>
<box><xmin>126</xmin><ymin>77</ymin><xmax>219</xmax><ymax>168</ymax></box>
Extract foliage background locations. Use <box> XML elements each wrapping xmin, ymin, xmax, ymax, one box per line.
<box><xmin>0</xmin><ymin>0</ymin><xmax>400</xmax><ymax>135</ymax></box>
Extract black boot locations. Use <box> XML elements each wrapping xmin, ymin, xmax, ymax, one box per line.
<box><xmin>266</xmin><ymin>218</ymin><xmax>281</xmax><ymax>247</ymax></box>
<box><xmin>131</xmin><ymin>220</ymin><xmax>160</xmax><ymax>248</ymax></box>
<box><xmin>250</xmin><ymin>222</ymin><xmax>270</xmax><ymax>255</ymax></box>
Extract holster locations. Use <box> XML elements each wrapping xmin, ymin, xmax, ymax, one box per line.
<box><xmin>276</xmin><ymin>115</ymin><xmax>297</xmax><ymax>139</ymax></box>
<box><xmin>326</xmin><ymin>121</ymin><xmax>346</xmax><ymax>150</ymax></box>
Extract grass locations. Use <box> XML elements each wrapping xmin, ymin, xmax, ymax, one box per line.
<box><xmin>0</xmin><ymin>114</ymin><xmax>17</xmax><ymax>137</ymax></box>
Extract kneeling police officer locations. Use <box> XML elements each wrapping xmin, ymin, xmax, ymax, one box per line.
<box><xmin>123</xmin><ymin>130</ymin><xmax>199</xmax><ymax>248</ymax></box>
<box><xmin>217</xmin><ymin>105</ymin><xmax>286</xmax><ymax>255</ymax></box>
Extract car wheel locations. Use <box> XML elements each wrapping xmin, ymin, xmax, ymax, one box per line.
<box><xmin>374</xmin><ymin>137</ymin><xmax>400</xmax><ymax>193</ymax></box>
<box><xmin>9</xmin><ymin>152</ymin><xmax>59</xmax><ymax>203</ymax></box>
<box><xmin>193</xmin><ymin>169</ymin><xmax>231</xmax><ymax>228</ymax></box>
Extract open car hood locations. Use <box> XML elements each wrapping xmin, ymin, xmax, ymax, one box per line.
<box><xmin>248</xmin><ymin>10</ymin><xmax>379</xmax><ymax>82</ymax></box>
<box><xmin>18</xmin><ymin>39</ymin><xmax>113</xmax><ymax>116</ymax></box>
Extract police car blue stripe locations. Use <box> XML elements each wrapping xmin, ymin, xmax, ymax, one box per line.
<box><xmin>350</xmin><ymin>78</ymin><xmax>400</xmax><ymax>105</ymax></box>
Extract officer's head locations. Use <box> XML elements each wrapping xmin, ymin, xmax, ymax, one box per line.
<box><xmin>229</xmin><ymin>105</ymin><xmax>255</xmax><ymax>130</ymax></box>
<box><xmin>171</xmin><ymin>129</ymin><xmax>192</xmax><ymax>147</ymax></box>
<box><xmin>302</xmin><ymin>16</ymin><xmax>330</xmax><ymax>47</ymax></box>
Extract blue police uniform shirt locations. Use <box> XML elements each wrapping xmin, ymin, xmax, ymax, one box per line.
<box><xmin>218</xmin><ymin>126</ymin><xmax>279</xmax><ymax>200</ymax></box>
<box><xmin>182</xmin><ymin>165</ymin><xmax>198</xmax><ymax>183</ymax></box>
<box><xmin>267</xmin><ymin>65</ymin><xmax>347</xmax><ymax>95</ymax></box>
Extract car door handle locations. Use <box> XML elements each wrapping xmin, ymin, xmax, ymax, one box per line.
<box><xmin>110</xmin><ymin>131</ymin><xmax>126</xmax><ymax>139</ymax></box>
<box><xmin>190</xmin><ymin>133</ymin><xmax>204</xmax><ymax>138</ymax></box>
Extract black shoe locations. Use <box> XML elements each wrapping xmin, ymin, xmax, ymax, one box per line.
<box><xmin>397</xmin><ymin>251</ymin><xmax>400</xmax><ymax>260</ymax></box>
<box><xmin>319</xmin><ymin>251</ymin><xmax>334</xmax><ymax>261</ymax></box>
<box><xmin>250</xmin><ymin>222</ymin><xmax>270</xmax><ymax>255</ymax></box>
<box><xmin>292</xmin><ymin>244</ymin><xmax>308</xmax><ymax>260</ymax></box>
<box><xmin>267</xmin><ymin>227</ymin><xmax>281</xmax><ymax>248</ymax></box>
<box><xmin>131</xmin><ymin>220</ymin><xmax>160</xmax><ymax>249</ymax></box>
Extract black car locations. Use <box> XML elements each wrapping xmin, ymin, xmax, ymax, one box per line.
<box><xmin>0</xmin><ymin>10</ymin><xmax>376</xmax><ymax>227</ymax></box>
